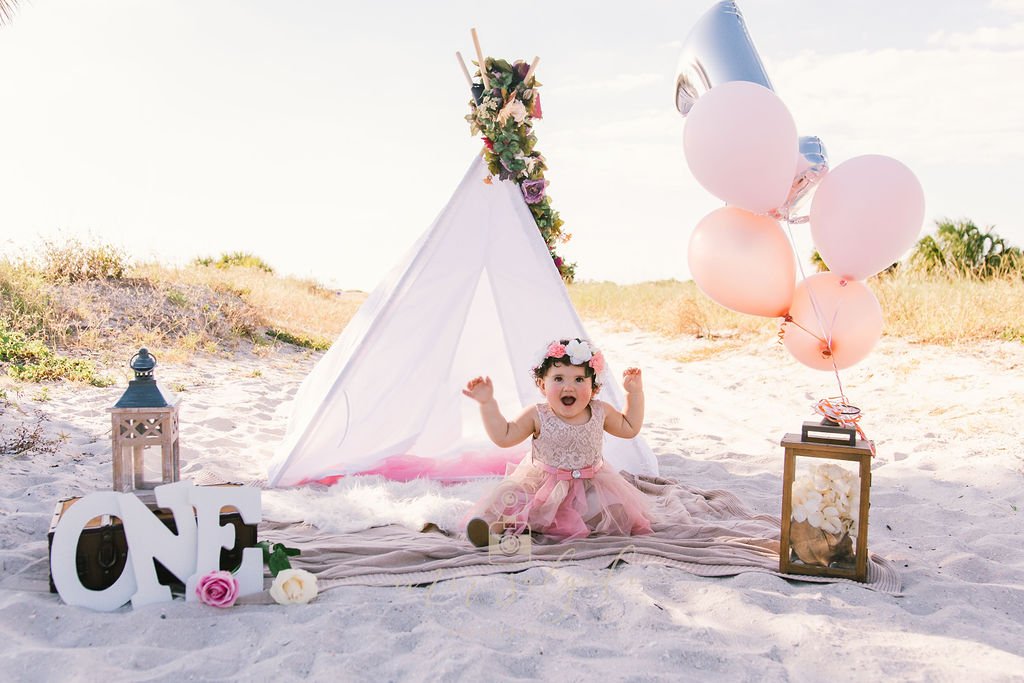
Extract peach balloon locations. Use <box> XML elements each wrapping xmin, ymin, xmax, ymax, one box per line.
<box><xmin>810</xmin><ymin>155</ymin><xmax>925</xmax><ymax>280</ymax></box>
<box><xmin>782</xmin><ymin>272</ymin><xmax>883</xmax><ymax>371</ymax></box>
<box><xmin>688</xmin><ymin>207</ymin><xmax>795</xmax><ymax>318</ymax></box>
<box><xmin>683</xmin><ymin>81</ymin><xmax>799</xmax><ymax>214</ymax></box>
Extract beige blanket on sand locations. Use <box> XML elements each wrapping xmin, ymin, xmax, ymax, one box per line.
<box><xmin>260</xmin><ymin>474</ymin><xmax>902</xmax><ymax>595</ymax></box>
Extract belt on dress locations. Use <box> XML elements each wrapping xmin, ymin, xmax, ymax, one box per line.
<box><xmin>534</xmin><ymin>460</ymin><xmax>604</xmax><ymax>480</ymax></box>
<box><xmin>532</xmin><ymin>459</ymin><xmax>604</xmax><ymax>511</ymax></box>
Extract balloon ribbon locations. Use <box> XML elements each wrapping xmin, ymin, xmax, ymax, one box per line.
<box><xmin>814</xmin><ymin>397</ymin><xmax>875</xmax><ymax>456</ymax></box>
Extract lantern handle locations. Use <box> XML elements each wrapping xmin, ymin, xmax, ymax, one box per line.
<box><xmin>131</xmin><ymin>350</ymin><xmax>155</xmax><ymax>363</ymax></box>
<box><xmin>130</xmin><ymin>349</ymin><xmax>157</xmax><ymax>368</ymax></box>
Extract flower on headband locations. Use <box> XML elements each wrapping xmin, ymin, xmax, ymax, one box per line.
<box><xmin>546</xmin><ymin>342</ymin><xmax>566</xmax><ymax>358</ymax></box>
<box><xmin>535</xmin><ymin>338</ymin><xmax>603</xmax><ymax>374</ymax></box>
<box><xmin>565</xmin><ymin>339</ymin><xmax>594</xmax><ymax>365</ymax></box>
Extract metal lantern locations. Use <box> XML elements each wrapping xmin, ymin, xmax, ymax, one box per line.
<box><xmin>779</xmin><ymin>430</ymin><xmax>873</xmax><ymax>582</ymax></box>
<box><xmin>109</xmin><ymin>349</ymin><xmax>180</xmax><ymax>492</ymax></box>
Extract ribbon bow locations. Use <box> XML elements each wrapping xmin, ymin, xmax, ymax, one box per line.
<box><xmin>532</xmin><ymin>460</ymin><xmax>604</xmax><ymax>510</ymax></box>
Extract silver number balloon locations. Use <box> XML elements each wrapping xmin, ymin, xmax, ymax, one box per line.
<box><xmin>676</xmin><ymin>1</ymin><xmax>829</xmax><ymax>218</ymax></box>
<box><xmin>675</xmin><ymin>1</ymin><xmax>772</xmax><ymax>116</ymax></box>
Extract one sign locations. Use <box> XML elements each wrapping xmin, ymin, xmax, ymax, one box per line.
<box><xmin>50</xmin><ymin>480</ymin><xmax>262</xmax><ymax>611</ymax></box>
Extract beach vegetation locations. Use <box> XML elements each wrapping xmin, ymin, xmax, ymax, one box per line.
<box><xmin>810</xmin><ymin>250</ymin><xmax>828</xmax><ymax>273</ymax></box>
<box><xmin>569</xmin><ymin>272</ymin><xmax>1024</xmax><ymax>347</ymax></box>
<box><xmin>37</xmin><ymin>237</ymin><xmax>130</xmax><ymax>282</ymax></box>
<box><xmin>1</xmin><ymin>225</ymin><xmax>1022</xmax><ymax>387</ymax></box>
<box><xmin>194</xmin><ymin>251</ymin><xmax>275</xmax><ymax>273</ymax></box>
<box><xmin>809</xmin><ymin>250</ymin><xmax>901</xmax><ymax>277</ymax></box>
<box><xmin>265</xmin><ymin>328</ymin><xmax>332</xmax><ymax>351</ymax></box>
<box><xmin>909</xmin><ymin>219</ymin><xmax>1023</xmax><ymax>279</ymax></box>
<box><xmin>166</xmin><ymin>288</ymin><xmax>189</xmax><ymax>307</ymax></box>
<box><xmin>0</xmin><ymin>326</ymin><xmax>113</xmax><ymax>386</ymax></box>
<box><xmin>0</xmin><ymin>242</ymin><xmax>362</xmax><ymax>379</ymax></box>
<box><xmin>0</xmin><ymin>392</ymin><xmax>61</xmax><ymax>456</ymax></box>
<box><xmin>568</xmin><ymin>279</ymin><xmax>775</xmax><ymax>341</ymax></box>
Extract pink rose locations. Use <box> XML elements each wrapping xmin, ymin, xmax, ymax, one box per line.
<box><xmin>532</xmin><ymin>92</ymin><xmax>543</xmax><ymax>119</ymax></box>
<box><xmin>195</xmin><ymin>570</ymin><xmax>240</xmax><ymax>608</ymax></box>
<box><xmin>589</xmin><ymin>351</ymin><xmax>605</xmax><ymax>375</ymax></box>
<box><xmin>546</xmin><ymin>342</ymin><xmax>566</xmax><ymax>358</ymax></box>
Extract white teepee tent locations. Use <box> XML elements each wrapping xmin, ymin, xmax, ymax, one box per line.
<box><xmin>267</xmin><ymin>157</ymin><xmax>659</xmax><ymax>487</ymax></box>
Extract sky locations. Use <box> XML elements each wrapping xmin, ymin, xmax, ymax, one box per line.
<box><xmin>1</xmin><ymin>0</ymin><xmax>1022</xmax><ymax>291</ymax></box>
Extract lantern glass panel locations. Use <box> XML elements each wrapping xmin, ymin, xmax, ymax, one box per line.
<box><xmin>131</xmin><ymin>443</ymin><xmax>164</xmax><ymax>489</ymax></box>
<box><xmin>786</xmin><ymin>457</ymin><xmax>862</xmax><ymax>571</ymax></box>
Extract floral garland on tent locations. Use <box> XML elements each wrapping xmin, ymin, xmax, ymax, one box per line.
<box><xmin>465</xmin><ymin>58</ymin><xmax>576</xmax><ymax>282</ymax></box>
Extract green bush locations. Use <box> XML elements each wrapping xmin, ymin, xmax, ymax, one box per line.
<box><xmin>8</xmin><ymin>355</ymin><xmax>112</xmax><ymax>385</ymax></box>
<box><xmin>166</xmin><ymin>289</ymin><xmax>189</xmax><ymax>307</ymax></box>
<box><xmin>0</xmin><ymin>327</ymin><xmax>112</xmax><ymax>386</ymax></box>
<box><xmin>194</xmin><ymin>252</ymin><xmax>274</xmax><ymax>273</ymax></box>
<box><xmin>265</xmin><ymin>328</ymin><xmax>331</xmax><ymax>351</ymax></box>
<box><xmin>0</xmin><ymin>327</ymin><xmax>49</xmax><ymax>363</ymax></box>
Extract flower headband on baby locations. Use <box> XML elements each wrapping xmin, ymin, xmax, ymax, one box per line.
<box><xmin>535</xmin><ymin>338</ymin><xmax>606</xmax><ymax>375</ymax></box>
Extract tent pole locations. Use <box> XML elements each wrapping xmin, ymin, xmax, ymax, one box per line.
<box><xmin>455</xmin><ymin>51</ymin><xmax>473</xmax><ymax>89</ymax></box>
<box><xmin>470</xmin><ymin>28</ymin><xmax>490</xmax><ymax>90</ymax></box>
<box><xmin>525</xmin><ymin>56</ymin><xmax>540</xmax><ymax>84</ymax></box>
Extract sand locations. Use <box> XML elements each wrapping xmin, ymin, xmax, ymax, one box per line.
<box><xmin>2</xmin><ymin>325</ymin><xmax>1023</xmax><ymax>682</ymax></box>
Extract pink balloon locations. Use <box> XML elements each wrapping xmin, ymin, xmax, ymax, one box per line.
<box><xmin>688</xmin><ymin>207</ymin><xmax>795</xmax><ymax>318</ymax></box>
<box><xmin>810</xmin><ymin>155</ymin><xmax>925</xmax><ymax>280</ymax></box>
<box><xmin>683</xmin><ymin>81</ymin><xmax>799</xmax><ymax>214</ymax></box>
<box><xmin>782</xmin><ymin>273</ymin><xmax>883</xmax><ymax>371</ymax></box>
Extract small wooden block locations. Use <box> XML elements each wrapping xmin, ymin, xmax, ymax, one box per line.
<box><xmin>801</xmin><ymin>420</ymin><xmax>856</xmax><ymax>447</ymax></box>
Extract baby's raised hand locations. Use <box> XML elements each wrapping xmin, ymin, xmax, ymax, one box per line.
<box><xmin>622</xmin><ymin>367</ymin><xmax>643</xmax><ymax>393</ymax></box>
<box><xmin>462</xmin><ymin>376</ymin><xmax>494</xmax><ymax>404</ymax></box>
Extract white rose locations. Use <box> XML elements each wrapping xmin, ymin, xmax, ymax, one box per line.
<box><xmin>564</xmin><ymin>339</ymin><xmax>593</xmax><ymax>365</ymax></box>
<box><xmin>270</xmin><ymin>568</ymin><xmax>319</xmax><ymax>605</ymax></box>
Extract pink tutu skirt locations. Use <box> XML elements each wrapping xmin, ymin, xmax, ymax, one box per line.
<box><xmin>467</xmin><ymin>456</ymin><xmax>655</xmax><ymax>542</ymax></box>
